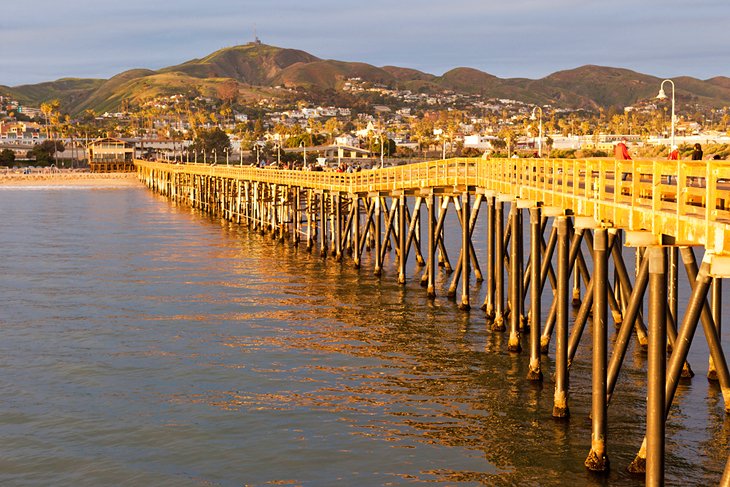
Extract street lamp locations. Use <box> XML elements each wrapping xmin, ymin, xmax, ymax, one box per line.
<box><xmin>255</xmin><ymin>143</ymin><xmax>260</xmax><ymax>166</ymax></box>
<box><xmin>300</xmin><ymin>141</ymin><xmax>307</xmax><ymax>169</ymax></box>
<box><xmin>530</xmin><ymin>106</ymin><xmax>543</xmax><ymax>157</ymax></box>
<box><xmin>276</xmin><ymin>143</ymin><xmax>281</xmax><ymax>166</ymax></box>
<box><xmin>656</xmin><ymin>79</ymin><xmax>675</xmax><ymax>148</ymax></box>
<box><xmin>380</xmin><ymin>133</ymin><xmax>385</xmax><ymax>169</ymax></box>
<box><xmin>224</xmin><ymin>147</ymin><xmax>229</xmax><ymax>165</ymax></box>
<box><xmin>212</xmin><ymin>148</ymin><xmax>217</xmax><ymax>164</ymax></box>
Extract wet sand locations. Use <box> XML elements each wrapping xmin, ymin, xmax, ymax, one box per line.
<box><xmin>0</xmin><ymin>171</ymin><xmax>140</xmax><ymax>187</ymax></box>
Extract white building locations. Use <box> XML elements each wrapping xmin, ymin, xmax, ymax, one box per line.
<box><xmin>335</xmin><ymin>134</ymin><xmax>360</xmax><ymax>147</ymax></box>
<box><xmin>463</xmin><ymin>135</ymin><xmax>500</xmax><ymax>150</ymax></box>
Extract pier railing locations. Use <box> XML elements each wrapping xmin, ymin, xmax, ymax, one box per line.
<box><xmin>137</xmin><ymin>157</ymin><xmax>730</xmax><ymax>255</ymax></box>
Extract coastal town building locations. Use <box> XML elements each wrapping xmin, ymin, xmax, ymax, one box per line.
<box><xmin>0</xmin><ymin>121</ymin><xmax>44</xmax><ymax>141</ymax></box>
<box><xmin>86</xmin><ymin>137</ymin><xmax>135</xmax><ymax>172</ymax></box>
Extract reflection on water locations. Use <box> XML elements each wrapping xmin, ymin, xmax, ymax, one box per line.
<box><xmin>0</xmin><ymin>187</ymin><xmax>726</xmax><ymax>486</ymax></box>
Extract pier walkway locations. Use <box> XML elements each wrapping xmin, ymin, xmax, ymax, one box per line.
<box><xmin>136</xmin><ymin>157</ymin><xmax>730</xmax><ymax>485</ymax></box>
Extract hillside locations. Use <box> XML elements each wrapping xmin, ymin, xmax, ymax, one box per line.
<box><xmin>158</xmin><ymin>44</ymin><xmax>320</xmax><ymax>84</ymax></box>
<box><xmin>2</xmin><ymin>78</ymin><xmax>105</xmax><ymax>110</ymax></box>
<box><xmin>4</xmin><ymin>42</ymin><xmax>730</xmax><ymax>114</ymax></box>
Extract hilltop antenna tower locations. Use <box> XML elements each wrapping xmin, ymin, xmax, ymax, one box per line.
<box><xmin>253</xmin><ymin>24</ymin><xmax>261</xmax><ymax>44</ymax></box>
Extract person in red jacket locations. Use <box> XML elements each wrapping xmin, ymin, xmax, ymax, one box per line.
<box><xmin>668</xmin><ymin>145</ymin><xmax>679</xmax><ymax>160</ymax></box>
<box><xmin>614</xmin><ymin>139</ymin><xmax>631</xmax><ymax>160</ymax></box>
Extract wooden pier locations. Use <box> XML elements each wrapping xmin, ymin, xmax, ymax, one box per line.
<box><xmin>136</xmin><ymin>157</ymin><xmax>730</xmax><ymax>485</ymax></box>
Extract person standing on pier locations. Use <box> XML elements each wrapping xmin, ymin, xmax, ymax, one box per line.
<box><xmin>691</xmin><ymin>143</ymin><xmax>703</xmax><ymax>160</ymax></box>
<box><xmin>668</xmin><ymin>145</ymin><xmax>679</xmax><ymax>160</ymax></box>
<box><xmin>614</xmin><ymin>138</ymin><xmax>631</xmax><ymax>160</ymax></box>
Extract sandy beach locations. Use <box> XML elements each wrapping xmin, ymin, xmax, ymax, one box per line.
<box><xmin>0</xmin><ymin>171</ymin><xmax>141</xmax><ymax>187</ymax></box>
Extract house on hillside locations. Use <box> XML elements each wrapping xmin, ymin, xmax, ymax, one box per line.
<box><xmin>0</xmin><ymin>121</ymin><xmax>43</xmax><ymax>141</ymax></box>
<box><xmin>334</xmin><ymin>134</ymin><xmax>359</xmax><ymax>147</ymax></box>
<box><xmin>86</xmin><ymin>137</ymin><xmax>135</xmax><ymax>172</ymax></box>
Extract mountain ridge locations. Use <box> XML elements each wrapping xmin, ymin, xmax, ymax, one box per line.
<box><xmin>3</xmin><ymin>43</ymin><xmax>730</xmax><ymax>114</ymax></box>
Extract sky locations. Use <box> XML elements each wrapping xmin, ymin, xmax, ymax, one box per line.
<box><xmin>1</xmin><ymin>0</ymin><xmax>729</xmax><ymax>87</ymax></box>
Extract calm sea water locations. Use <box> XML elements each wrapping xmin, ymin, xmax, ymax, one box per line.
<box><xmin>0</xmin><ymin>185</ymin><xmax>727</xmax><ymax>486</ymax></box>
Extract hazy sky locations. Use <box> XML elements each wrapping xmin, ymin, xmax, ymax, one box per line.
<box><xmin>1</xmin><ymin>0</ymin><xmax>728</xmax><ymax>86</ymax></box>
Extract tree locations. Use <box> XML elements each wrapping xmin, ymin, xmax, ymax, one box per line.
<box><xmin>40</xmin><ymin>99</ymin><xmax>60</xmax><ymax>139</ymax></box>
<box><xmin>0</xmin><ymin>149</ymin><xmax>15</xmax><ymax>165</ymax></box>
<box><xmin>323</xmin><ymin>118</ymin><xmax>341</xmax><ymax>143</ymax></box>
<box><xmin>217</xmin><ymin>79</ymin><xmax>239</xmax><ymax>106</ymax></box>
<box><xmin>29</xmin><ymin>140</ymin><xmax>64</xmax><ymax>165</ymax></box>
<box><xmin>368</xmin><ymin>135</ymin><xmax>396</xmax><ymax>156</ymax></box>
<box><xmin>187</xmin><ymin>128</ymin><xmax>231</xmax><ymax>162</ymax></box>
<box><xmin>498</xmin><ymin>127</ymin><xmax>517</xmax><ymax>157</ymax></box>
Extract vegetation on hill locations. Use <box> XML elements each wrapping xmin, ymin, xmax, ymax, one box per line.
<box><xmin>4</xmin><ymin>43</ymin><xmax>730</xmax><ymax>115</ymax></box>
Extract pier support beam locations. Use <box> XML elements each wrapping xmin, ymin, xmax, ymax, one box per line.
<box><xmin>508</xmin><ymin>203</ymin><xmax>522</xmax><ymax>352</ymax></box>
<box><xmin>319</xmin><ymin>192</ymin><xmax>327</xmax><ymax>257</ymax></box>
<box><xmin>607</xmin><ymin>257</ymin><xmax>650</xmax><ymax>404</ymax></box>
<box><xmin>585</xmin><ymin>227</ymin><xmax>610</xmax><ymax>472</ymax></box>
<box><xmin>425</xmin><ymin>193</ymin><xmax>436</xmax><ymax>297</ymax></box>
<box><xmin>628</xmin><ymin>248</ymin><xmax>711</xmax><ymax>475</ymax></box>
<box><xmin>398</xmin><ymin>194</ymin><xmax>407</xmax><ymax>284</ymax></box>
<box><xmin>374</xmin><ymin>196</ymin><xmax>382</xmax><ymax>276</ymax></box>
<box><xmin>459</xmin><ymin>193</ymin><xmax>471</xmax><ymax>310</ymax></box>
<box><xmin>493</xmin><ymin>199</ymin><xmax>506</xmax><ymax>331</ymax></box>
<box><xmin>352</xmin><ymin>195</ymin><xmax>360</xmax><ymax>268</ymax></box>
<box><xmin>553</xmin><ymin>216</ymin><xmax>570</xmax><ymax>418</ymax></box>
<box><xmin>668</xmin><ymin>247</ymin><xmax>679</xmax><ymax>338</ymax></box>
<box><xmin>709</xmin><ymin>277</ymin><xmax>722</xmax><ymax>380</ymax></box>
<box><xmin>646</xmin><ymin>246</ymin><xmax>667</xmax><ymax>486</ymax></box>
<box><xmin>335</xmin><ymin>193</ymin><xmax>343</xmax><ymax>261</ymax></box>
<box><xmin>527</xmin><ymin>206</ymin><xmax>543</xmax><ymax>380</ymax></box>
<box><xmin>482</xmin><ymin>195</ymin><xmax>496</xmax><ymax>322</ymax></box>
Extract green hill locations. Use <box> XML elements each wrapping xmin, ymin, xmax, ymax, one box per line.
<box><xmin>159</xmin><ymin>43</ymin><xmax>320</xmax><ymax>84</ymax></box>
<box><xmin>2</xmin><ymin>78</ymin><xmax>105</xmax><ymax>110</ymax></box>
<box><xmin>4</xmin><ymin>43</ymin><xmax>730</xmax><ymax>115</ymax></box>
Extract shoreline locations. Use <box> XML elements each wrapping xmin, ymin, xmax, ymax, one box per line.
<box><xmin>0</xmin><ymin>171</ymin><xmax>140</xmax><ymax>187</ymax></box>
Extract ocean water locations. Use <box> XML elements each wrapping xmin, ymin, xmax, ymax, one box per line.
<box><xmin>0</xmin><ymin>185</ymin><xmax>726</xmax><ymax>486</ymax></box>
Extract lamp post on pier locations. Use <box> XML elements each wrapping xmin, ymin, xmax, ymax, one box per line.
<box><xmin>224</xmin><ymin>147</ymin><xmax>229</xmax><ymax>165</ymax></box>
<box><xmin>656</xmin><ymin>79</ymin><xmax>675</xmax><ymax>149</ymax></box>
<box><xmin>531</xmin><ymin>106</ymin><xmax>543</xmax><ymax>157</ymax></box>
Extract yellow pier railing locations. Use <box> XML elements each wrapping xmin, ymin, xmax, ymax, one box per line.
<box><xmin>135</xmin><ymin>157</ymin><xmax>730</xmax><ymax>258</ymax></box>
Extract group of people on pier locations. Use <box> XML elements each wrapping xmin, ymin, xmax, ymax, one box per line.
<box><xmin>615</xmin><ymin>139</ymin><xmax>721</xmax><ymax>161</ymax></box>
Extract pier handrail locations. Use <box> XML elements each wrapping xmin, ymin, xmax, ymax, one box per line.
<box><xmin>136</xmin><ymin>157</ymin><xmax>730</xmax><ymax>255</ymax></box>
